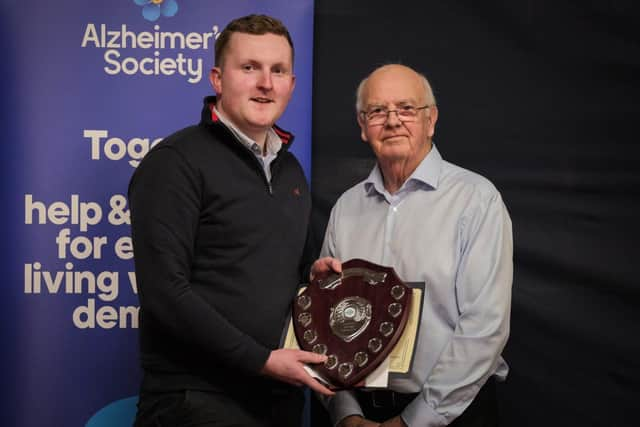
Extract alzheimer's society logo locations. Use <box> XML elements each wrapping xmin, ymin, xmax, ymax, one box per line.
<box><xmin>81</xmin><ymin>2</ymin><xmax>219</xmax><ymax>84</ymax></box>
<box><xmin>133</xmin><ymin>0</ymin><xmax>179</xmax><ymax>22</ymax></box>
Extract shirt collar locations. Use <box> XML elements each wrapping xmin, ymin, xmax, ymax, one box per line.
<box><xmin>364</xmin><ymin>143</ymin><xmax>443</xmax><ymax>197</ymax></box>
<box><xmin>213</xmin><ymin>106</ymin><xmax>283</xmax><ymax>156</ymax></box>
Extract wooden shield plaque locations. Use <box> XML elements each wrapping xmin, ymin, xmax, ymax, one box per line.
<box><xmin>292</xmin><ymin>259</ymin><xmax>412</xmax><ymax>388</ymax></box>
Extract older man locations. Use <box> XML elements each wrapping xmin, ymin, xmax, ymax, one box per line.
<box><xmin>313</xmin><ymin>64</ymin><xmax>513</xmax><ymax>427</ymax></box>
<box><xmin>129</xmin><ymin>14</ymin><xmax>332</xmax><ymax>427</ymax></box>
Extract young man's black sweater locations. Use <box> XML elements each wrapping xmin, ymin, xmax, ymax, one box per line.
<box><xmin>128</xmin><ymin>96</ymin><xmax>311</xmax><ymax>393</ymax></box>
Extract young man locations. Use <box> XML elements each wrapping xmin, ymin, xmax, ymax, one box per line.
<box><xmin>129</xmin><ymin>14</ymin><xmax>332</xmax><ymax>427</ymax></box>
<box><xmin>312</xmin><ymin>64</ymin><xmax>513</xmax><ymax>427</ymax></box>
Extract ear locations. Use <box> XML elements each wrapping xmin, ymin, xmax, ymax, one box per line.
<box><xmin>209</xmin><ymin>67</ymin><xmax>222</xmax><ymax>94</ymax></box>
<box><xmin>426</xmin><ymin>105</ymin><xmax>439</xmax><ymax>138</ymax></box>
<box><xmin>357</xmin><ymin>113</ymin><xmax>369</xmax><ymax>142</ymax></box>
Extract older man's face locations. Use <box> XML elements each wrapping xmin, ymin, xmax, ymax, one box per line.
<box><xmin>358</xmin><ymin>65</ymin><xmax>437</xmax><ymax>165</ymax></box>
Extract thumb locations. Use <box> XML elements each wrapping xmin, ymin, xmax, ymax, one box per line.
<box><xmin>330</xmin><ymin>258</ymin><xmax>343</xmax><ymax>273</ymax></box>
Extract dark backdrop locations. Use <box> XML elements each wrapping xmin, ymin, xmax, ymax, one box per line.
<box><xmin>310</xmin><ymin>1</ymin><xmax>640</xmax><ymax>426</ymax></box>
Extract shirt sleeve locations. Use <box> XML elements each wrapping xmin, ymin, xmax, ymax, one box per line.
<box><xmin>128</xmin><ymin>146</ymin><xmax>270</xmax><ymax>375</ymax></box>
<box><xmin>326</xmin><ymin>390</ymin><xmax>364</xmax><ymax>426</ymax></box>
<box><xmin>402</xmin><ymin>191</ymin><xmax>513</xmax><ymax>427</ymax></box>
<box><xmin>319</xmin><ymin>202</ymin><xmax>338</xmax><ymax>259</ymax></box>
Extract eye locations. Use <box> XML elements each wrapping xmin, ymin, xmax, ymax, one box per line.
<box><xmin>398</xmin><ymin>105</ymin><xmax>417</xmax><ymax>116</ymax></box>
<box><xmin>368</xmin><ymin>107</ymin><xmax>386</xmax><ymax>115</ymax></box>
<box><xmin>242</xmin><ymin>64</ymin><xmax>255</xmax><ymax>72</ymax></box>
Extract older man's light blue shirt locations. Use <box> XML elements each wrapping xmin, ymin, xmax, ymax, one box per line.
<box><xmin>321</xmin><ymin>144</ymin><xmax>513</xmax><ymax>427</ymax></box>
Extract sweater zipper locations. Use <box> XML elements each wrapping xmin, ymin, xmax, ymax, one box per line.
<box><xmin>215</xmin><ymin>124</ymin><xmax>277</xmax><ymax>195</ymax></box>
<box><xmin>250</xmin><ymin>150</ymin><xmax>273</xmax><ymax>195</ymax></box>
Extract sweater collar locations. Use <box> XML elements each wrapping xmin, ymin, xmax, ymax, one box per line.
<box><xmin>201</xmin><ymin>95</ymin><xmax>294</xmax><ymax>147</ymax></box>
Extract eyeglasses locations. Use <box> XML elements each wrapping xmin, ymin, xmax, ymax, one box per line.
<box><xmin>361</xmin><ymin>105</ymin><xmax>430</xmax><ymax>126</ymax></box>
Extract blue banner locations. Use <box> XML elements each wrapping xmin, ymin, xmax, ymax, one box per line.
<box><xmin>1</xmin><ymin>1</ymin><xmax>314</xmax><ymax>425</ymax></box>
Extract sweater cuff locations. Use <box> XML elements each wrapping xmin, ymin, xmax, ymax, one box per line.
<box><xmin>238</xmin><ymin>340</ymin><xmax>272</xmax><ymax>375</ymax></box>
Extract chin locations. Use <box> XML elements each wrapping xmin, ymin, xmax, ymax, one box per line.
<box><xmin>378</xmin><ymin>147</ymin><xmax>413</xmax><ymax>161</ymax></box>
<box><xmin>249</xmin><ymin>117</ymin><xmax>277</xmax><ymax>129</ymax></box>
<box><xmin>380</xmin><ymin>143</ymin><xmax>409</xmax><ymax>153</ymax></box>
<box><xmin>249</xmin><ymin>110</ymin><xmax>280</xmax><ymax>124</ymax></box>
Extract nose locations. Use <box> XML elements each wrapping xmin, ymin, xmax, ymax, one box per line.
<box><xmin>257</xmin><ymin>71</ymin><xmax>273</xmax><ymax>91</ymax></box>
<box><xmin>385</xmin><ymin>110</ymin><xmax>402</xmax><ymax>127</ymax></box>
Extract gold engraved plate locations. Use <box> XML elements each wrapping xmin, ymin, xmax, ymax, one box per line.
<box><xmin>325</xmin><ymin>354</ymin><xmax>338</xmax><ymax>370</ymax></box>
<box><xmin>388</xmin><ymin>302</ymin><xmax>403</xmax><ymax>318</ymax></box>
<box><xmin>391</xmin><ymin>285</ymin><xmax>405</xmax><ymax>300</ymax></box>
<box><xmin>297</xmin><ymin>295</ymin><xmax>311</xmax><ymax>310</ymax></box>
<box><xmin>354</xmin><ymin>351</ymin><xmax>369</xmax><ymax>367</ymax></box>
<box><xmin>312</xmin><ymin>343</ymin><xmax>328</xmax><ymax>355</ymax></box>
<box><xmin>338</xmin><ymin>362</ymin><xmax>354</xmax><ymax>379</ymax></box>
<box><xmin>379</xmin><ymin>322</ymin><xmax>394</xmax><ymax>337</ymax></box>
<box><xmin>329</xmin><ymin>296</ymin><xmax>372</xmax><ymax>342</ymax></box>
<box><xmin>297</xmin><ymin>312</ymin><xmax>312</xmax><ymax>327</ymax></box>
<box><xmin>303</xmin><ymin>329</ymin><xmax>318</xmax><ymax>344</ymax></box>
<box><xmin>368</xmin><ymin>337</ymin><xmax>382</xmax><ymax>353</ymax></box>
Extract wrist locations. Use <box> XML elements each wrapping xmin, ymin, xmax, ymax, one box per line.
<box><xmin>339</xmin><ymin>415</ymin><xmax>363</xmax><ymax>427</ymax></box>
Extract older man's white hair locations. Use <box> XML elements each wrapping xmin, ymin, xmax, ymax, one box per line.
<box><xmin>355</xmin><ymin>65</ymin><xmax>437</xmax><ymax>113</ymax></box>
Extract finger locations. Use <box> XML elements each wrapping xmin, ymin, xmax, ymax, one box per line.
<box><xmin>311</xmin><ymin>258</ymin><xmax>332</xmax><ymax>274</ymax></box>
<box><xmin>320</xmin><ymin>257</ymin><xmax>341</xmax><ymax>272</ymax></box>
<box><xmin>297</xmin><ymin>350</ymin><xmax>328</xmax><ymax>364</ymax></box>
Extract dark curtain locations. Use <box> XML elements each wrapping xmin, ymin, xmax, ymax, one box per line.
<box><xmin>310</xmin><ymin>1</ymin><xmax>640</xmax><ymax>426</ymax></box>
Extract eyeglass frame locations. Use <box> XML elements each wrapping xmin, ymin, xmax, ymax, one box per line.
<box><xmin>359</xmin><ymin>104</ymin><xmax>431</xmax><ymax>125</ymax></box>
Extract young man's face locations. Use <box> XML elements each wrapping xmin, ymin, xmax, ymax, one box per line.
<box><xmin>210</xmin><ymin>32</ymin><xmax>295</xmax><ymax>143</ymax></box>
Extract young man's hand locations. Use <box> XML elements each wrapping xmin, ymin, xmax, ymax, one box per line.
<box><xmin>261</xmin><ymin>348</ymin><xmax>335</xmax><ymax>396</ymax></box>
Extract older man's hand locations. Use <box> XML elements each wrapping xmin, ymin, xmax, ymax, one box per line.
<box><xmin>310</xmin><ymin>256</ymin><xmax>342</xmax><ymax>281</ymax></box>
<box><xmin>380</xmin><ymin>416</ymin><xmax>408</xmax><ymax>427</ymax></box>
<box><xmin>339</xmin><ymin>415</ymin><xmax>380</xmax><ymax>427</ymax></box>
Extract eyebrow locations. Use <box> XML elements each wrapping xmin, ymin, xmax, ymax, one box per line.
<box><xmin>366</xmin><ymin>99</ymin><xmax>418</xmax><ymax>108</ymax></box>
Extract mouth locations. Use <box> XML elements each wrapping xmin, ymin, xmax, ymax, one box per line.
<box><xmin>382</xmin><ymin>134</ymin><xmax>408</xmax><ymax>142</ymax></box>
<box><xmin>251</xmin><ymin>97</ymin><xmax>274</xmax><ymax>104</ymax></box>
